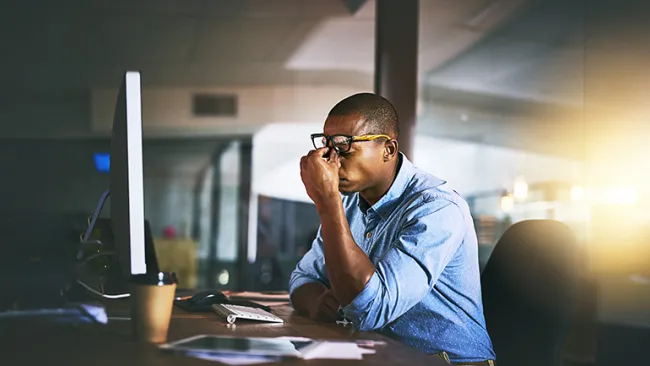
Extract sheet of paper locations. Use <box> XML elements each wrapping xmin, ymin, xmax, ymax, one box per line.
<box><xmin>277</xmin><ymin>336</ymin><xmax>386</xmax><ymax>348</ymax></box>
<box><xmin>174</xmin><ymin>336</ymin><xmax>380</xmax><ymax>363</ymax></box>
<box><xmin>301</xmin><ymin>342</ymin><xmax>376</xmax><ymax>360</ymax></box>
<box><xmin>276</xmin><ymin>336</ymin><xmax>377</xmax><ymax>360</ymax></box>
<box><xmin>186</xmin><ymin>352</ymin><xmax>278</xmax><ymax>365</ymax></box>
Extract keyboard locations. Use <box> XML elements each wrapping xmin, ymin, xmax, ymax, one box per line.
<box><xmin>212</xmin><ymin>303</ymin><xmax>284</xmax><ymax>324</ymax></box>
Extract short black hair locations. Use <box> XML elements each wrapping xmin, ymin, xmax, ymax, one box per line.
<box><xmin>328</xmin><ymin>93</ymin><xmax>399</xmax><ymax>138</ymax></box>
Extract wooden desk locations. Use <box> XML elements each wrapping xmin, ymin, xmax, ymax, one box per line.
<box><xmin>0</xmin><ymin>301</ymin><xmax>445</xmax><ymax>366</ymax></box>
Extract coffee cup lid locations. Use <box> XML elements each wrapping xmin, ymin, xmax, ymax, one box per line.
<box><xmin>131</xmin><ymin>272</ymin><xmax>178</xmax><ymax>286</ymax></box>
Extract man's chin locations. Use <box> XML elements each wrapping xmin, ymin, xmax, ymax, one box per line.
<box><xmin>338</xmin><ymin>180</ymin><xmax>358</xmax><ymax>193</ymax></box>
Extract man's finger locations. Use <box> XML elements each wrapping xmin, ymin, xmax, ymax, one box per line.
<box><xmin>318</xmin><ymin>305</ymin><xmax>339</xmax><ymax>321</ymax></box>
<box><xmin>322</xmin><ymin>291</ymin><xmax>340</xmax><ymax>310</ymax></box>
<box><xmin>315</xmin><ymin>147</ymin><xmax>330</xmax><ymax>158</ymax></box>
<box><xmin>324</xmin><ymin>306</ymin><xmax>339</xmax><ymax>321</ymax></box>
<box><xmin>329</xmin><ymin>150</ymin><xmax>341</xmax><ymax>167</ymax></box>
<box><xmin>323</xmin><ymin>296</ymin><xmax>340</xmax><ymax>313</ymax></box>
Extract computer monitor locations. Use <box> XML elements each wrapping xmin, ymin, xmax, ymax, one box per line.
<box><xmin>110</xmin><ymin>71</ymin><xmax>147</xmax><ymax>276</ymax></box>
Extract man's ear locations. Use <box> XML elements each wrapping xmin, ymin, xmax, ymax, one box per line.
<box><xmin>384</xmin><ymin>140</ymin><xmax>399</xmax><ymax>161</ymax></box>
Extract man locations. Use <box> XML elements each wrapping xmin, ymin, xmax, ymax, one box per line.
<box><xmin>290</xmin><ymin>93</ymin><xmax>495</xmax><ymax>365</ymax></box>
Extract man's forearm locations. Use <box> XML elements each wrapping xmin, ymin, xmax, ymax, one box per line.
<box><xmin>316</xmin><ymin>196</ymin><xmax>375</xmax><ymax>306</ymax></box>
<box><xmin>290</xmin><ymin>282</ymin><xmax>329</xmax><ymax>315</ymax></box>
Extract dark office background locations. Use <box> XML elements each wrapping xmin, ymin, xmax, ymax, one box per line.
<box><xmin>0</xmin><ymin>0</ymin><xmax>649</xmax><ymax>364</ymax></box>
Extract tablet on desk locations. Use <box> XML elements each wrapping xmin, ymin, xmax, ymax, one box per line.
<box><xmin>160</xmin><ymin>335</ymin><xmax>319</xmax><ymax>358</ymax></box>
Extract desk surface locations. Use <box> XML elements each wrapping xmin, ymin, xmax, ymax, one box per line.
<box><xmin>0</xmin><ymin>301</ymin><xmax>445</xmax><ymax>366</ymax></box>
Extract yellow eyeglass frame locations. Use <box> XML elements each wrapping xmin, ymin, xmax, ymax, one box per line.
<box><xmin>310</xmin><ymin>133</ymin><xmax>392</xmax><ymax>153</ymax></box>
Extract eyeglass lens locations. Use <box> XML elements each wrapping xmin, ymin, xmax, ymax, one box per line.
<box><xmin>312</xmin><ymin>135</ymin><xmax>351</xmax><ymax>152</ymax></box>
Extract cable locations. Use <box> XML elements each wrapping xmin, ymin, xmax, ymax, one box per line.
<box><xmin>76</xmin><ymin>189</ymin><xmax>131</xmax><ymax>299</ymax></box>
<box><xmin>76</xmin><ymin>279</ymin><xmax>130</xmax><ymax>299</ymax></box>
<box><xmin>82</xmin><ymin>250</ymin><xmax>117</xmax><ymax>263</ymax></box>
<box><xmin>76</xmin><ymin>250</ymin><xmax>131</xmax><ymax>299</ymax></box>
<box><xmin>80</xmin><ymin>189</ymin><xmax>110</xmax><ymax>246</ymax></box>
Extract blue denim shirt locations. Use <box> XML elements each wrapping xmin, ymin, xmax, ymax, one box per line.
<box><xmin>289</xmin><ymin>154</ymin><xmax>495</xmax><ymax>363</ymax></box>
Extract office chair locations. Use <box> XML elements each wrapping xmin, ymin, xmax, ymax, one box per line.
<box><xmin>562</xmin><ymin>275</ymin><xmax>599</xmax><ymax>366</ymax></box>
<box><xmin>481</xmin><ymin>220</ymin><xmax>581</xmax><ymax>366</ymax></box>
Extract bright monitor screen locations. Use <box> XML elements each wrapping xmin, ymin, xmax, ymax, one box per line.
<box><xmin>110</xmin><ymin>71</ymin><xmax>147</xmax><ymax>275</ymax></box>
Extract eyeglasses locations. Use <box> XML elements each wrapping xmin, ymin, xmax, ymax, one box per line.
<box><xmin>310</xmin><ymin>133</ymin><xmax>391</xmax><ymax>153</ymax></box>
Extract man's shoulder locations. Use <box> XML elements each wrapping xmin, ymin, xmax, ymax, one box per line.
<box><xmin>404</xmin><ymin>165</ymin><xmax>467</xmax><ymax>210</ymax></box>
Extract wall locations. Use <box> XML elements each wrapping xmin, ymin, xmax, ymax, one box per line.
<box><xmin>0</xmin><ymin>139</ymin><xmax>111</xmax><ymax>215</ymax></box>
<box><xmin>0</xmin><ymin>139</ymin><xmax>112</xmax><ymax>257</ymax></box>
<box><xmin>0</xmin><ymin>85</ymin><xmax>364</xmax><ymax>139</ymax></box>
<box><xmin>90</xmin><ymin>86</ymin><xmax>365</xmax><ymax>135</ymax></box>
<box><xmin>0</xmin><ymin>91</ymin><xmax>92</xmax><ymax>138</ymax></box>
<box><xmin>0</xmin><ymin>138</ymin><xmax>219</xmax><ymax>245</ymax></box>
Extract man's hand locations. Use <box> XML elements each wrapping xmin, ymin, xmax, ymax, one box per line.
<box><xmin>300</xmin><ymin>147</ymin><xmax>341</xmax><ymax>205</ymax></box>
<box><xmin>309</xmin><ymin>289</ymin><xmax>340</xmax><ymax>322</ymax></box>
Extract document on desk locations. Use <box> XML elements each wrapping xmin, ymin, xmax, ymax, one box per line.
<box><xmin>183</xmin><ymin>343</ymin><xmax>376</xmax><ymax>365</ymax></box>
<box><xmin>162</xmin><ymin>335</ymin><xmax>380</xmax><ymax>364</ymax></box>
<box><xmin>0</xmin><ymin>304</ymin><xmax>108</xmax><ymax>325</ymax></box>
<box><xmin>277</xmin><ymin>336</ymin><xmax>377</xmax><ymax>360</ymax></box>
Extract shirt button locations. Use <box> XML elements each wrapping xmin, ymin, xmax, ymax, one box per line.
<box><xmin>366</xmin><ymin>232</ymin><xmax>372</xmax><ymax>239</ymax></box>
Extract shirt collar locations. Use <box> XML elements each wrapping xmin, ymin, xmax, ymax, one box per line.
<box><xmin>357</xmin><ymin>153</ymin><xmax>444</xmax><ymax>219</ymax></box>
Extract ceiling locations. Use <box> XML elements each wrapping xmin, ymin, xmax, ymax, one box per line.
<box><xmin>419</xmin><ymin>0</ymin><xmax>589</xmax><ymax>158</ymax></box>
<box><xmin>0</xmin><ymin>0</ymin><xmax>526</xmax><ymax>92</ymax></box>
<box><xmin>287</xmin><ymin>0</ymin><xmax>528</xmax><ymax>75</ymax></box>
<box><xmin>0</xmin><ymin>0</ymin><xmax>360</xmax><ymax>90</ymax></box>
<box><xmin>424</xmin><ymin>0</ymin><xmax>585</xmax><ymax>106</ymax></box>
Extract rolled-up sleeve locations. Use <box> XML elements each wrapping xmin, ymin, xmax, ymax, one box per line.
<box><xmin>289</xmin><ymin>227</ymin><xmax>330</xmax><ymax>297</ymax></box>
<box><xmin>342</xmin><ymin>201</ymin><xmax>465</xmax><ymax>331</ymax></box>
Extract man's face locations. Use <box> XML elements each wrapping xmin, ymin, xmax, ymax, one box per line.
<box><xmin>322</xmin><ymin>113</ymin><xmax>387</xmax><ymax>193</ymax></box>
